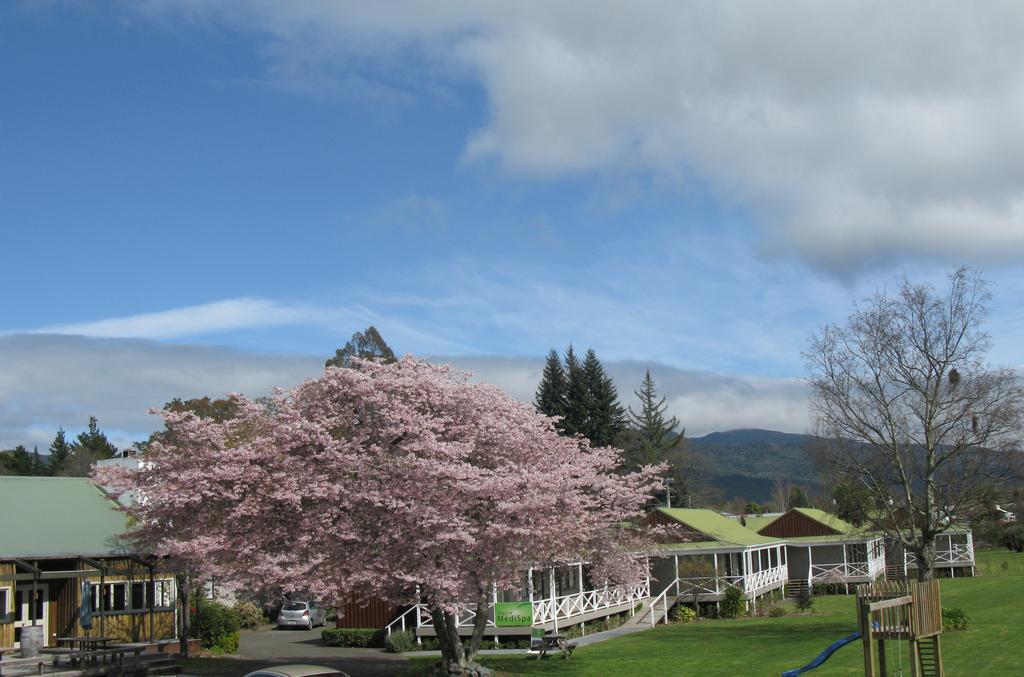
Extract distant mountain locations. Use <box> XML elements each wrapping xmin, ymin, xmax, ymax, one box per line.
<box><xmin>688</xmin><ymin>428</ymin><xmax>819</xmax><ymax>503</ymax></box>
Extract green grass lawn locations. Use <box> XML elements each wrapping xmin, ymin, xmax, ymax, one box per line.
<box><xmin>406</xmin><ymin>549</ymin><xmax>1023</xmax><ymax>676</ymax></box>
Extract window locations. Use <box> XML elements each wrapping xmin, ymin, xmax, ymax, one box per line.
<box><xmin>91</xmin><ymin>583</ymin><xmax>128</xmax><ymax>612</ymax></box>
<box><xmin>153</xmin><ymin>580</ymin><xmax>173</xmax><ymax>608</ymax></box>
<box><xmin>0</xmin><ymin>587</ymin><xmax>9</xmax><ymax>623</ymax></box>
<box><xmin>131</xmin><ymin>583</ymin><xmax>147</xmax><ymax>610</ymax></box>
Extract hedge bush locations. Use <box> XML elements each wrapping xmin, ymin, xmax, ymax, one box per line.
<box><xmin>321</xmin><ymin>627</ymin><xmax>385</xmax><ymax>648</ymax></box>
<box><xmin>942</xmin><ymin>607</ymin><xmax>969</xmax><ymax>631</ymax></box>
<box><xmin>234</xmin><ymin>601</ymin><xmax>265</xmax><ymax>630</ymax></box>
<box><xmin>194</xmin><ymin>598</ymin><xmax>242</xmax><ymax>653</ymax></box>
<box><xmin>670</xmin><ymin>605</ymin><xmax>697</xmax><ymax>624</ymax></box>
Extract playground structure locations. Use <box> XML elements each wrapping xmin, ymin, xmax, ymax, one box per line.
<box><xmin>856</xmin><ymin>579</ymin><xmax>944</xmax><ymax>677</ymax></box>
<box><xmin>783</xmin><ymin>579</ymin><xmax>944</xmax><ymax>677</ymax></box>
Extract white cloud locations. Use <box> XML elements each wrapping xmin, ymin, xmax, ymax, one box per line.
<box><xmin>27</xmin><ymin>298</ymin><xmax>321</xmax><ymax>340</ymax></box>
<box><xmin>0</xmin><ymin>335</ymin><xmax>809</xmax><ymax>449</ymax></box>
<box><xmin>137</xmin><ymin>1</ymin><xmax>1024</xmax><ymax>271</ymax></box>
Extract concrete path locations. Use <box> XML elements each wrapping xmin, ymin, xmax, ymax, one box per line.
<box><xmin>179</xmin><ymin>625</ymin><xmax>407</xmax><ymax>677</ymax></box>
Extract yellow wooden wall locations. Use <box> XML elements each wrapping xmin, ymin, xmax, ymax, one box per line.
<box><xmin>0</xmin><ymin>562</ymin><xmax>14</xmax><ymax>648</ymax></box>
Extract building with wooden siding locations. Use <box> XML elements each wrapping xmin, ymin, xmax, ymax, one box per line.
<box><xmin>643</xmin><ymin>508</ymin><xmax>788</xmax><ymax>609</ymax></box>
<box><xmin>0</xmin><ymin>477</ymin><xmax>177</xmax><ymax>650</ymax></box>
<box><xmin>744</xmin><ymin>508</ymin><xmax>886</xmax><ymax>593</ymax></box>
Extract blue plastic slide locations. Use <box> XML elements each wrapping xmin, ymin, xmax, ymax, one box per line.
<box><xmin>781</xmin><ymin>631</ymin><xmax>861</xmax><ymax>676</ymax></box>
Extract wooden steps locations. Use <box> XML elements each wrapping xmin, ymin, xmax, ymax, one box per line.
<box><xmin>143</xmin><ymin>655</ymin><xmax>182</xmax><ymax>675</ymax></box>
<box><xmin>916</xmin><ymin>635</ymin><xmax>942</xmax><ymax>677</ymax></box>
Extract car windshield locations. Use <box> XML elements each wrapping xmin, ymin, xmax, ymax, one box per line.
<box><xmin>283</xmin><ymin>602</ymin><xmax>308</xmax><ymax>611</ymax></box>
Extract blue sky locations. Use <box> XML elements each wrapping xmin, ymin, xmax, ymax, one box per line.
<box><xmin>3</xmin><ymin>2</ymin><xmax>1024</xmax><ymax>448</ymax></box>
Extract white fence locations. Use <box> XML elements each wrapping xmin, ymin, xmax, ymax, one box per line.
<box><xmin>673</xmin><ymin>565</ymin><xmax>786</xmax><ymax>599</ymax></box>
<box><xmin>810</xmin><ymin>555</ymin><xmax>885</xmax><ymax>582</ymax></box>
<box><xmin>385</xmin><ymin>581</ymin><xmax>649</xmax><ymax>635</ymax></box>
<box><xmin>906</xmin><ymin>544</ymin><xmax>975</xmax><ymax>567</ymax></box>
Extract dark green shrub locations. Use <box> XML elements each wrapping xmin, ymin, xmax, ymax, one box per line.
<box><xmin>193</xmin><ymin>598</ymin><xmax>242</xmax><ymax>653</ymax></box>
<box><xmin>234</xmin><ymin>601</ymin><xmax>265</xmax><ymax>630</ymax></box>
<box><xmin>942</xmin><ymin>607</ymin><xmax>969</xmax><ymax>631</ymax></box>
<box><xmin>794</xmin><ymin>586</ymin><xmax>814</xmax><ymax>612</ymax></box>
<box><xmin>721</xmin><ymin>587</ymin><xmax>744</xmax><ymax>619</ymax></box>
<box><xmin>384</xmin><ymin>630</ymin><xmax>416</xmax><ymax>653</ymax></box>
<box><xmin>321</xmin><ymin>627</ymin><xmax>385</xmax><ymax>647</ymax></box>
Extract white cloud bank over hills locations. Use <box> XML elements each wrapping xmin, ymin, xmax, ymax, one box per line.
<box><xmin>138</xmin><ymin>1</ymin><xmax>1024</xmax><ymax>272</ymax></box>
<box><xmin>0</xmin><ymin>334</ymin><xmax>809</xmax><ymax>450</ymax></box>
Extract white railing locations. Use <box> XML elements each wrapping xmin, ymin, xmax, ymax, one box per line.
<box><xmin>533</xmin><ymin>581</ymin><xmax>650</xmax><ymax>625</ymax></box>
<box><xmin>401</xmin><ymin>581</ymin><xmax>650</xmax><ymax>633</ymax></box>
<box><xmin>674</xmin><ymin>566</ymin><xmax>786</xmax><ymax>599</ymax></box>
<box><xmin>811</xmin><ymin>562</ymin><xmax>869</xmax><ymax>580</ymax></box>
<box><xmin>745</xmin><ymin>565</ymin><xmax>787</xmax><ymax>594</ymax></box>
<box><xmin>384</xmin><ymin>605</ymin><xmax>420</xmax><ymax>636</ymax></box>
<box><xmin>906</xmin><ymin>544</ymin><xmax>975</xmax><ymax>568</ymax></box>
<box><xmin>648</xmin><ymin>578</ymin><xmax>677</xmax><ymax>627</ymax></box>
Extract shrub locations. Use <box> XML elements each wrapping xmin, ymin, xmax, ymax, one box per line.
<box><xmin>321</xmin><ymin>627</ymin><xmax>385</xmax><ymax>647</ymax></box>
<box><xmin>942</xmin><ymin>607</ymin><xmax>969</xmax><ymax>631</ymax></box>
<box><xmin>794</xmin><ymin>586</ymin><xmax>814</xmax><ymax>612</ymax></box>
<box><xmin>670</xmin><ymin>605</ymin><xmax>697</xmax><ymax>624</ymax></box>
<box><xmin>234</xmin><ymin>601</ymin><xmax>265</xmax><ymax>631</ymax></box>
<box><xmin>385</xmin><ymin>630</ymin><xmax>416</xmax><ymax>653</ymax></box>
<box><xmin>193</xmin><ymin>598</ymin><xmax>242</xmax><ymax>653</ymax></box>
<box><xmin>768</xmin><ymin>605</ymin><xmax>787</xmax><ymax>617</ymax></box>
<box><xmin>721</xmin><ymin>587</ymin><xmax>745</xmax><ymax>619</ymax></box>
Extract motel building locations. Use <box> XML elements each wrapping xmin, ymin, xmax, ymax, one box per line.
<box><xmin>0</xmin><ymin>477</ymin><xmax>177</xmax><ymax>652</ymax></box>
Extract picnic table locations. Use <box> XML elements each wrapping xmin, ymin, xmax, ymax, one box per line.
<box><xmin>55</xmin><ymin>636</ymin><xmax>118</xmax><ymax>651</ymax></box>
<box><xmin>532</xmin><ymin>633</ymin><xmax>577</xmax><ymax>660</ymax></box>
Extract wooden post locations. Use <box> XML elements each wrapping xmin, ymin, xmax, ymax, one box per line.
<box><xmin>549</xmin><ymin>568</ymin><xmax>558</xmax><ymax>633</ymax></box>
<box><xmin>807</xmin><ymin>546</ymin><xmax>813</xmax><ymax>590</ymax></box>
<box><xmin>149</xmin><ymin>565</ymin><xmax>156</xmax><ymax>641</ymax></box>
<box><xmin>860</xmin><ymin>598</ymin><xmax>875</xmax><ymax>677</ymax></box>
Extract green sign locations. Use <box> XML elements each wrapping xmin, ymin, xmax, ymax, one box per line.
<box><xmin>494</xmin><ymin>602</ymin><xmax>533</xmax><ymax>627</ymax></box>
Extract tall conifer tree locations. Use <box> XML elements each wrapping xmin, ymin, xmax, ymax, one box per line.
<box><xmin>626</xmin><ymin>370</ymin><xmax>683</xmax><ymax>466</ymax></box>
<box><xmin>48</xmin><ymin>427</ymin><xmax>72</xmax><ymax>475</ymax></box>
<box><xmin>563</xmin><ymin>345</ymin><xmax>588</xmax><ymax>437</ymax></box>
<box><xmin>580</xmin><ymin>349</ymin><xmax>626</xmax><ymax>447</ymax></box>
<box><xmin>534</xmin><ymin>349</ymin><xmax>568</xmax><ymax>424</ymax></box>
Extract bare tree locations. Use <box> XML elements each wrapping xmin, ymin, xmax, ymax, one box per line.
<box><xmin>806</xmin><ymin>267</ymin><xmax>1024</xmax><ymax>581</ymax></box>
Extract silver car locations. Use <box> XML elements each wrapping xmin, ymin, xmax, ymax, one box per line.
<box><xmin>243</xmin><ymin>665</ymin><xmax>348</xmax><ymax>677</ymax></box>
<box><xmin>276</xmin><ymin>601</ymin><xmax>327</xmax><ymax>630</ymax></box>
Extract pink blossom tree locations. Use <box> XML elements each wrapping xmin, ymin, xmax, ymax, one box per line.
<box><xmin>97</xmin><ymin>359</ymin><xmax>662</xmax><ymax>672</ymax></box>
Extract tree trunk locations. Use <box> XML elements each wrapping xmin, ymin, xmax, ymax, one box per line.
<box><xmin>463</xmin><ymin>588</ymin><xmax>492</xmax><ymax>665</ymax></box>
<box><xmin>175</xmin><ymin>573</ymin><xmax>191</xmax><ymax>658</ymax></box>
<box><xmin>429</xmin><ymin>606</ymin><xmax>467</xmax><ymax>673</ymax></box>
<box><xmin>914</xmin><ymin>540</ymin><xmax>936</xmax><ymax>582</ymax></box>
<box><xmin>429</xmin><ymin>591</ymin><xmax>492</xmax><ymax>676</ymax></box>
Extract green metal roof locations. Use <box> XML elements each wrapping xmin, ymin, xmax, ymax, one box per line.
<box><xmin>655</xmin><ymin>508</ymin><xmax>782</xmax><ymax>547</ymax></box>
<box><xmin>791</xmin><ymin>508</ymin><xmax>857</xmax><ymax>535</ymax></box>
<box><xmin>0</xmin><ymin>477</ymin><xmax>130</xmax><ymax>558</ymax></box>
<box><xmin>741</xmin><ymin>514</ymin><xmax>782</xmax><ymax>533</ymax></box>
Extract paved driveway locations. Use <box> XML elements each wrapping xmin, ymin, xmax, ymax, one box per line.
<box><xmin>181</xmin><ymin>626</ymin><xmax>410</xmax><ymax>677</ymax></box>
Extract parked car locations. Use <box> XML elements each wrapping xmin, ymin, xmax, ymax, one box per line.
<box><xmin>277</xmin><ymin>600</ymin><xmax>327</xmax><ymax>629</ymax></box>
<box><xmin>243</xmin><ymin>665</ymin><xmax>349</xmax><ymax>677</ymax></box>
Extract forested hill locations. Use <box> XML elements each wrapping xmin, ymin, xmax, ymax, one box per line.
<box><xmin>688</xmin><ymin>428</ymin><xmax>820</xmax><ymax>503</ymax></box>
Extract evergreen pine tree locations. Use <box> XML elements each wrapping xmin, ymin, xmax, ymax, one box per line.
<box><xmin>30</xmin><ymin>446</ymin><xmax>49</xmax><ymax>476</ymax></box>
<box><xmin>534</xmin><ymin>349</ymin><xmax>568</xmax><ymax>424</ymax></box>
<box><xmin>562</xmin><ymin>345</ymin><xmax>588</xmax><ymax>437</ymax></box>
<box><xmin>580</xmin><ymin>349</ymin><xmax>625</xmax><ymax>447</ymax></box>
<box><xmin>5</xmin><ymin>445</ymin><xmax>34</xmax><ymax>475</ymax></box>
<box><xmin>625</xmin><ymin>370</ymin><xmax>683</xmax><ymax>467</ymax></box>
<box><xmin>72</xmin><ymin>417</ymin><xmax>117</xmax><ymax>458</ymax></box>
<box><xmin>48</xmin><ymin>427</ymin><xmax>73</xmax><ymax>475</ymax></box>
